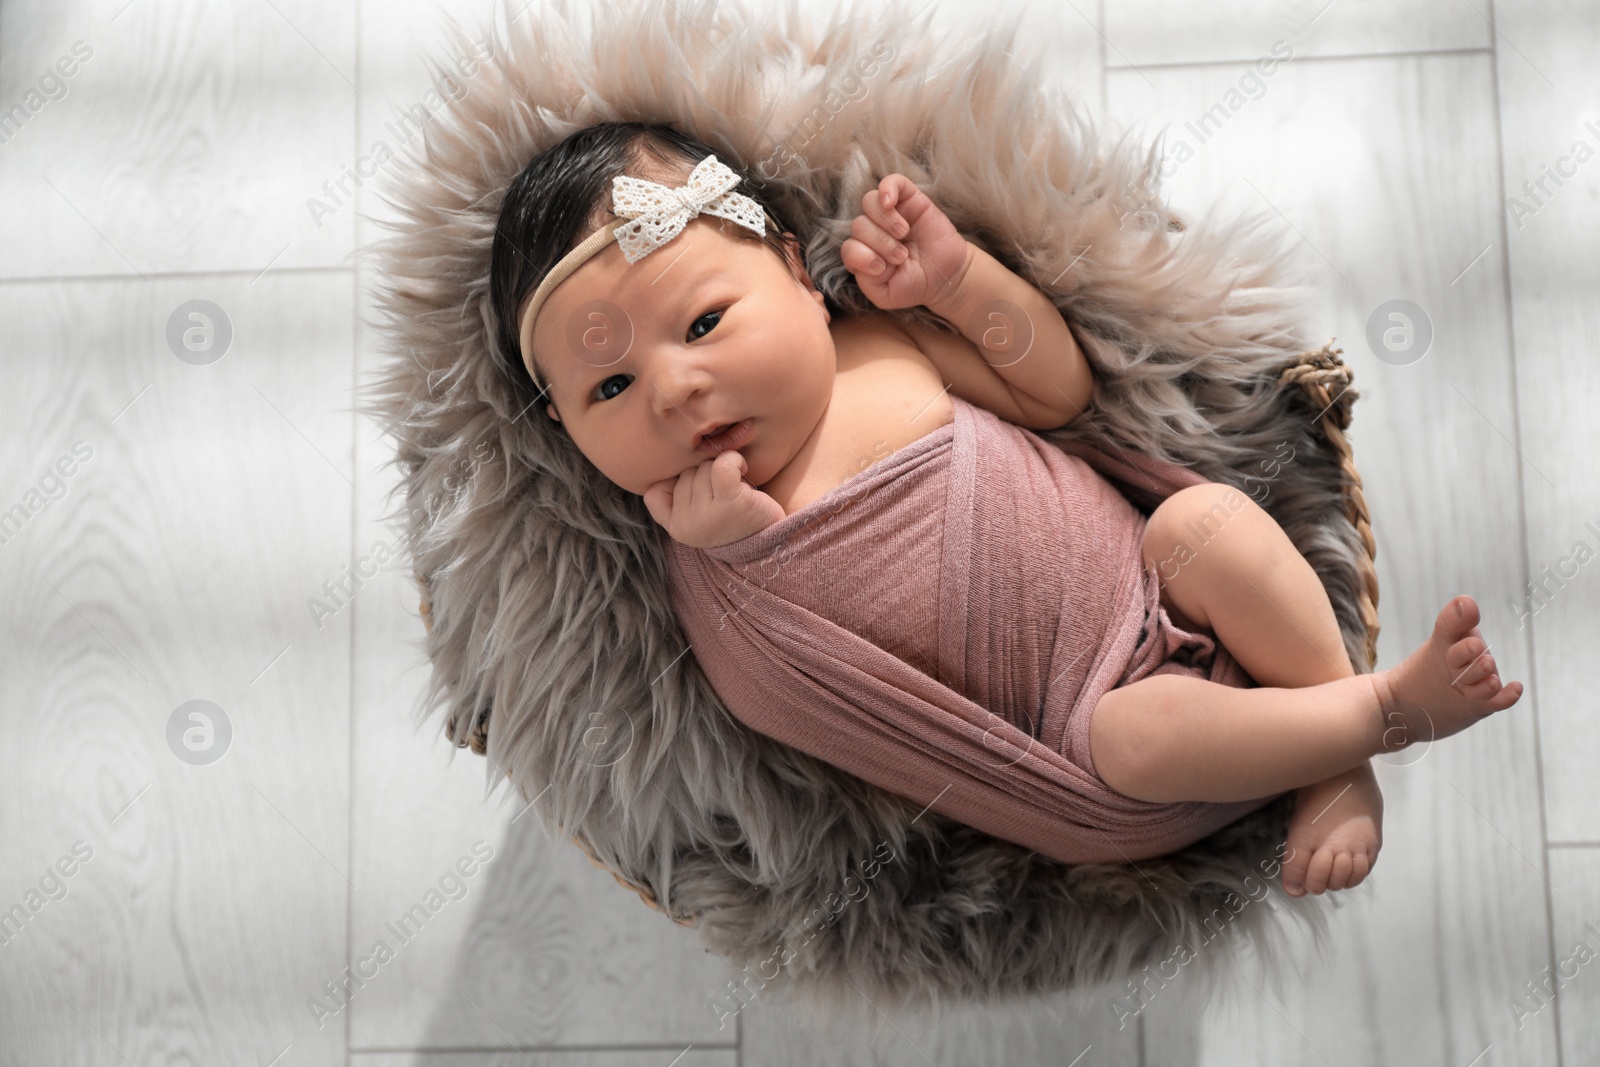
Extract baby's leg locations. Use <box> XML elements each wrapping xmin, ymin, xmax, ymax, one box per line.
<box><xmin>1142</xmin><ymin>482</ymin><xmax>1351</xmax><ymax>690</ymax></box>
<box><xmin>1094</xmin><ymin>596</ymin><xmax>1524</xmax><ymax>792</ymax></box>
<box><xmin>1092</xmin><ymin>670</ymin><xmax>1387</xmax><ymax>897</ymax></box>
<box><xmin>1102</xmin><ymin>485</ymin><xmax>1520</xmax><ymax>894</ymax></box>
<box><xmin>1090</xmin><ymin>671</ymin><xmax>1383</xmax><ymax>802</ymax></box>
<box><xmin>1135</xmin><ymin>483</ymin><xmax>1378</xmax><ymax>897</ymax></box>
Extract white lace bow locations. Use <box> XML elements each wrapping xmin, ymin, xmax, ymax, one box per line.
<box><xmin>610</xmin><ymin>154</ymin><xmax>767</xmax><ymax>264</ymax></box>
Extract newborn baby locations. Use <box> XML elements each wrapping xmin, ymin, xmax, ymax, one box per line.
<box><xmin>497</xmin><ymin>122</ymin><xmax>1524</xmax><ymax>897</ymax></box>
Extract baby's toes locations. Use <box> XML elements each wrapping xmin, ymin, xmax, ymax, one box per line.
<box><xmin>1448</xmin><ymin>635</ymin><xmax>1486</xmax><ymax>671</ymax></box>
<box><xmin>1449</xmin><ymin>641</ymin><xmax>1492</xmax><ymax>683</ymax></box>
<box><xmin>1302</xmin><ymin>847</ymin><xmax>1336</xmax><ymax>895</ymax></box>
<box><xmin>1487</xmin><ymin>680</ymin><xmax>1525</xmax><ymax>711</ymax></box>
<box><xmin>1325</xmin><ymin>851</ymin><xmax>1355</xmax><ymax>891</ymax></box>
<box><xmin>1281</xmin><ymin>843</ymin><xmax>1313</xmax><ymax>897</ymax></box>
<box><xmin>1347</xmin><ymin>850</ymin><xmax>1372</xmax><ymax>888</ymax></box>
<box><xmin>1466</xmin><ymin>653</ymin><xmax>1497</xmax><ymax>687</ymax></box>
<box><xmin>1462</xmin><ymin>670</ymin><xmax>1504</xmax><ymax>702</ymax></box>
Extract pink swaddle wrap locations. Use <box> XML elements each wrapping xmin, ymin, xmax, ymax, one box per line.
<box><xmin>665</xmin><ymin>396</ymin><xmax>1290</xmax><ymax>864</ymax></box>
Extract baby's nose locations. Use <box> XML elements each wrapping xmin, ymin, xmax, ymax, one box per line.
<box><xmin>651</xmin><ymin>370</ymin><xmax>706</xmax><ymax>419</ymax></box>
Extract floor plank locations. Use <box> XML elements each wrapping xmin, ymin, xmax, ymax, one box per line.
<box><xmin>1492</xmin><ymin>1</ymin><xmax>1600</xmax><ymax>1058</ymax></box>
<box><xmin>0</xmin><ymin>272</ymin><xmax>354</xmax><ymax>1065</ymax></box>
<box><xmin>742</xmin><ymin>991</ymin><xmax>1136</xmax><ymax>1066</ymax></box>
<box><xmin>1104</xmin><ymin>0</ymin><xmax>1488</xmax><ymax>68</ymax></box>
<box><xmin>353</xmin><ymin>1051</ymin><xmax>736</xmax><ymax>1066</ymax></box>
<box><xmin>1546</xmin><ymin>848</ymin><xmax>1600</xmax><ymax>1067</ymax></box>
<box><xmin>1109</xmin><ymin>46</ymin><xmax>1557</xmax><ymax>1067</ymax></box>
<box><xmin>0</xmin><ymin>0</ymin><xmax>355</xmax><ymax>278</ymax></box>
<box><xmin>1493</xmin><ymin>0</ymin><xmax>1600</xmax><ymax>846</ymax></box>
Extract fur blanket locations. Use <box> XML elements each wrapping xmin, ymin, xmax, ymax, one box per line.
<box><xmin>358</xmin><ymin>0</ymin><xmax>1372</xmax><ymax>1030</ymax></box>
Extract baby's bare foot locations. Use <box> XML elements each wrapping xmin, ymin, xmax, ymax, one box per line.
<box><xmin>1281</xmin><ymin>761</ymin><xmax>1383</xmax><ymax>897</ymax></box>
<box><xmin>1370</xmin><ymin>595</ymin><xmax>1524</xmax><ymax>754</ymax></box>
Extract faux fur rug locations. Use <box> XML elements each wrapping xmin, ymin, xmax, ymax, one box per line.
<box><xmin>358</xmin><ymin>0</ymin><xmax>1373</xmax><ymax>1032</ymax></box>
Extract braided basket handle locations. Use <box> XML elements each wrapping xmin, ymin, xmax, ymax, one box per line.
<box><xmin>1276</xmin><ymin>340</ymin><xmax>1380</xmax><ymax>671</ymax></box>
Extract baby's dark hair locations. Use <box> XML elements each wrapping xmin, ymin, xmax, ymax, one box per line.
<box><xmin>488</xmin><ymin>121</ymin><xmax>801</xmax><ymax>415</ymax></box>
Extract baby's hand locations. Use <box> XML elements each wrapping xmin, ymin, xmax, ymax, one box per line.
<box><xmin>643</xmin><ymin>450</ymin><xmax>786</xmax><ymax>549</ymax></box>
<box><xmin>841</xmin><ymin>173</ymin><xmax>973</xmax><ymax>313</ymax></box>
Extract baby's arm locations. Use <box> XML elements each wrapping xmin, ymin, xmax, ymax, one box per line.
<box><xmin>842</xmin><ymin>175</ymin><xmax>1095</xmax><ymax>430</ymax></box>
<box><xmin>643</xmin><ymin>450</ymin><xmax>786</xmax><ymax>549</ymax></box>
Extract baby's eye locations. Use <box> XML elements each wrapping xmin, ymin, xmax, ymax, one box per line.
<box><xmin>688</xmin><ymin>309</ymin><xmax>723</xmax><ymax>341</ymax></box>
<box><xmin>594</xmin><ymin>375</ymin><xmax>631</xmax><ymax>402</ymax></box>
<box><xmin>589</xmin><ymin>309</ymin><xmax>722</xmax><ymax>402</ymax></box>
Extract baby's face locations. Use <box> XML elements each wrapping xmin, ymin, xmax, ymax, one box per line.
<box><xmin>526</xmin><ymin>216</ymin><xmax>835</xmax><ymax>497</ymax></box>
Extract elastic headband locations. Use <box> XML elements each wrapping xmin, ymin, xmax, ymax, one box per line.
<box><xmin>513</xmin><ymin>153</ymin><xmax>777</xmax><ymax>397</ymax></box>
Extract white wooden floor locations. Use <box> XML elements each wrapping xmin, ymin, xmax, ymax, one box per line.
<box><xmin>2</xmin><ymin>0</ymin><xmax>1596</xmax><ymax>1063</ymax></box>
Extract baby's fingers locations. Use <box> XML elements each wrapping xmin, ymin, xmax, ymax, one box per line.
<box><xmin>849</xmin><ymin>212</ymin><xmax>909</xmax><ymax>269</ymax></box>
<box><xmin>864</xmin><ymin>174</ymin><xmax>920</xmax><ymax>237</ymax></box>
<box><xmin>642</xmin><ymin>477</ymin><xmax>681</xmax><ymax>529</ymax></box>
<box><xmin>707</xmin><ymin>448</ymin><xmax>748</xmax><ymax>496</ymax></box>
<box><xmin>842</xmin><ymin>236</ymin><xmax>890</xmax><ymax>278</ymax></box>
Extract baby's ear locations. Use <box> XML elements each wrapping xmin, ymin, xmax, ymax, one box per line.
<box><xmin>783</xmin><ymin>234</ymin><xmax>823</xmax><ymax>295</ymax></box>
<box><xmin>780</xmin><ymin>231</ymin><xmax>807</xmax><ymax>274</ymax></box>
<box><xmin>810</xmin><ymin>287</ymin><xmax>830</xmax><ymax>324</ymax></box>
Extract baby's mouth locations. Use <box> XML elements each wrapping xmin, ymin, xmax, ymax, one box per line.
<box><xmin>695</xmin><ymin>417</ymin><xmax>755</xmax><ymax>454</ymax></box>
